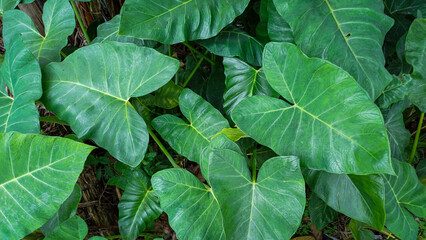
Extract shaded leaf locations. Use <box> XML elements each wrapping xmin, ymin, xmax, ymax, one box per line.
<box><xmin>384</xmin><ymin>0</ymin><xmax>426</xmax><ymax>15</ymax></box>
<box><xmin>44</xmin><ymin>215</ymin><xmax>88</xmax><ymax>240</ymax></box>
<box><xmin>0</xmin><ymin>0</ymin><xmax>19</xmax><ymax>15</ymax></box>
<box><xmin>417</xmin><ymin>159</ymin><xmax>426</xmax><ymax>186</ymax></box>
<box><xmin>309</xmin><ymin>193</ymin><xmax>338</xmax><ymax>230</ymax></box>
<box><xmin>267</xmin><ymin>0</ymin><xmax>293</xmax><ymax>43</ymax></box>
<box><xmin>349</xmin><ymin>220</ymin><xmax>375</xmax><ymax>240</ymax></box>
<box><xmin>377</xmin><ymin>74</ymin><xmax>412</xmax><ymax>109</ymax></box>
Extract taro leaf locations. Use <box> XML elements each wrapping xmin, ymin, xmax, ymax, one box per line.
<box><xmin>0</xmin><ymin>132</ymin><xmax>94</xmax><ymax>240</ymax></box>
<box><xmin>151</xmin><ymin>168</ymin><xmax>225</xmax><ymax>240</ymax></box>
<box><xmin>118</xmin><ymin>171</ymin><xmax>162</xmax><ymax>240</ymax></box>
<box><xmin>223</xmin><ymin>57</ymin><xmax>277</xmax><ymax>116</ymax></box>
<box><xmin>382</xmin><ymin>159</ymin><xmax>426</xmax><ymax>240</ymax></box>
<box><xmin>212</xmin><ymin>127</ymin><xmax>247</xmax><ymax>142</ymax></box>
<box><xmin>3</xmin><ymin>0</ymin><xmax>75</xmax><ymax>67</ymax></box>
<box><xmin>153</xmin><ymin>81</ymin><xmax>183</xmax><ymax>109</ymax></box>
<box><xmin>207</xmin><ymin>150</ymin><xmax>305</xmax><ymax>240</ymax></box>
<box><xmin>377</xmin><ymin>74</ymin><xmax>412</xmax><ymax>109</ymax></box>
<box><xmin>304</xmin><ymin>169</ymin><xmax>386</xmax><ymax>229</ymax></box>
<box><xmin>89</xmin><ymin>237</ymin><xmax>108</xmax><ymax>240</ymax></box>
<box><xmin>108</xmin><ymin>161</ymin><xmax>145</xmax><ymax>190</ymax></box>
<box><xmin>255</xmin><ymin>0</ymin><xmax>269</xmax><ymax>44</ymax></box>
<box><xmin>0</xmin><ymin>0</ymin><xmax>19</xmax><ymax>15</ymax></box>
<box><xmin>152</xmin><ymin>89</ymin><xmax>229</xmax><ymax>164</ymax></box>
<box><xmin>384</xmin><ymin>0</ymin><xmax>426</xmax><ymax>15</ymax></box>
<box><xmin>92</xmin><ymin>15</ymin><xmax>156</xmax><ymax>48</ymax></box>
<box><xmin>40</xmin><ymin>185</ymin><xmax>82</xmax><ymax>235</ymax></box>
<box><xmin>119</xmin><ymin>0</ymin><xmax>250</xmax><ymax>44</ymax></box>
<box><xmin>417</xmin><ymin>159</ymin><xmax>426</xmax><ymax>186</ymax></box>
<box><xmin>382</xmin><ymin>99</ymin><xmax>411</xmax><ymax>161</ymax></box>
<box><xmin>273</xmin><ymin>0</ymin><xmax>394</xmax><ymax>99</ymax></box>
<box><xmin>405</xmin><ymin>18</ymin><xmax>426</xmax><ymax>112</ymax></box>
<box><xmin>267</xmin><ymin>0</ymin><xmax>293</xmax><ymax>43</ymax></box>
<box><xmin>309</xmin><ymin>193</ymin><xmax>338</xmax><ymax>230</ymax></box>
<box><xmin>0</xmin><ymin>36</ymin><xmax>41</xmax><ymax>134</ymax></box>
<box><xmin>44</xmin><ymin>215</ymin><xmax>88</xmax><ymax>240</ymax></box>
<box><xmin>198</xmin><ymin>26</ymin><xmax>264</xmax><ymax>66</ymax></box>
<box><xmin>348</xmin><ymin>220</ymin><xmax>375</xmax><ymax>240</ymax></box>
<box><xmin>42</xmin><ymin>42</ymin><xmax>179</xmax><ymax>167</ymax></box>
<box><xmin>233</xmin><ymin>42</ymin><xmax>393</xmax><ymax>175</ymax></box>
<box><xmin>205</xmin><ymin>62</ymin><xmax>226</xmax><ymax>112</ymax></box>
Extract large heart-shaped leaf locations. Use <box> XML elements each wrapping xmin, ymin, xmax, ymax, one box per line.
<box><xmin>152</xmin><ymin>89</ymin><xmax>229</xmax><ymax>164</ymax></box>
<box><xmin>198</xmin><ymin>26</ymin><xmax>264</xmax><ymax>66</ymax></box>
<box><xmin>0</xmin><ymin>0</ymin><xmax>19</xmax><ymax>15</ymax></box>
<box><xmin>151</xmin><ymin>168</ymin><xmax>225</xmax><ymax>240</ymax></box>
<box><xmin>0</xmin><ymin>36</ymin><xmax>41</xmax><ymax>134</ymax></box>
<box><xmin>273</xmin><ymin>0</ymin><xmax>394</xmax><ymax>99</ymax></box>
<box><xmin>382</xmin><ymin>159</ymin><xmax>426</xmax><ymax>240</ymax></box>
<box><xmin>119</xmin><ymin>0</ymin><xmax>250</xmax><ymax>44</ymax></box>
<box><xmin>233</xmin><ymin>42</ymin><xmax>393</xmax><ymax>175</ymax></box>
<box><xmin>0</xmin><ymin>132</ymin><xmax>94</xmax><ymax>240</ymax></box>
<box><xmin>305</xmin><ymin>170</ymin><xmax>386</xmax><ymax>229</ymax></box>
<box><xmin>92</xmin><ymin>15</ymin><xmax>156</xmax><ymax>48</ymax></box>
<box><xmin>207</xmin><ymin>150</ymin><xmax>305</xmax><ymax>240</ymax></box>
<box><xmin>118</xmin><ymin>171</ymin><xmax>162</xmax><ymax>240</ymax></box>
<box><xmin>308</xmin><ymin>193</ymin><xmax>338</xmax><ymax>230</ymax></box>
<box><xmin>405</xmin><ymin>18</ymin><xmax>426</xmax><ymax>112</ymax></box>
<box><xmin>3</xmin><ymin>0</ymin><xmax>75</xmax><ymax>67</ymax></box>
<box><xmin>42</xmin><ymin>42</ymin><xmax>179</xmax><ymax>167</ymax></box>
<box><xmin>222</xmin><ymin>57</ymin><xmax>277</xmax><ymax>116</ymax></box>
<box><xmin>267</xmin><ymin>0</ymin><xmax>293</xmax><ymax>43</ymax></box>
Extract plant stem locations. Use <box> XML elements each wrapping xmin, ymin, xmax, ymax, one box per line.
<box><xmin>252</xmin><ymin>148</ymin><xmax>257</xmax><ymax>182</ymax></box>
<box><xmin>147</xmin><ymin>126</ymin><xmax>179</xmax><ymax>168</ymax></box>
<box><xmin>60</xmin><ymin>51</ymin><xmax>67</xmax><ymax>58</ymax></box>
<box><xmin>409</xmin><ymin>112</ymin><xmax>424</xmax><ymax>164</ymax></box>
<box><xmin>168</xmin><ymin>45</ymin><xmax>172</xmax><ymax>56</ymax></box>
<box><xmin>71</xmin><ymin>2</ymin><xmax>91</xmax><ymax>44</ymax></box>
<box><xmin>182</xmin><ymin>50</ymin><xmax>207</xmax><ymax>87</ymax></box>
<box><xmin>183</xmin><ymin>42</ymin><xmax>215</xmax><ymax>65</ymax></box>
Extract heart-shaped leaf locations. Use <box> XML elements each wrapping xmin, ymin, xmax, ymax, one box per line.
<box><xmin>198</xmin><ymin>26</ymin><xmax>264</xmax><ymax>66</ymax></box>
<box><xmin>308</xmin><ymin>193</ymin><xmax>338</xmax><ymax>230</ymax></box>
<box><xmin>3</xmin><ymin>0</ymin><xmax>75</xmax><ymax>67</ymax></box>
<box><xmin>0</xmin><ymin>132</ymin><xmax>94</xmax><ymax>240</ymax></box>
<box><xmin>382</xmin><ymin>159</ymin><xmax>426</xmax><ymax>240</ymax></box>
<box><xmin>119</xmin><ymin>0</ymin><xmax>250</xmax><ymax>44</ymax></box>
<box><xmin>151</xmin><ymin>168</ymin><xmax>225</xmax><ymax>240</ymax></box>
<box><xmin>233</xmin><ymin>42</ymin><xmax>393</xmax><ymax>175</ymax></box>
<box><xmin>267</xmin><ymin>0</ymin><xmax>293</xmax><ymax>43</ymax></box>
<box><xmin>152</xmin><ymin>89</ymin><xmax>229</xmax><ymax>164</ymax></box>
<box><xmin>44</xmin><ymin>215</ymin><xmax>88</xmax><ymax>240</ymax></box>
<box><xmin>118</xmin><ymin>171</ymin><xmax>162</xmax><ymax>240</ymax></box>
<box><xmin>42</xmin><ymin>42</ymin><xmax>179</xmax><ymax>167</ymax></box>
<box><xmin>273</xmin><ymin>0</ymin><xmax>394</xmax><ymax>99</ymax></box>
<box><xmin>0</xmin><ymin>36</ymin><xmax>41</xmax><ymax>134</ymax></box>
<box><xmin>222</xmin><ymin>57</ymin><xmax>277</xmax><ymax>116</ymax></box>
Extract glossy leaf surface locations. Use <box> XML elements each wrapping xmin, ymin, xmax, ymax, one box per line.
<box><xmin>233</xmin><ymin>42</ymin><xmax>393</xmax><ymax>175</ymax></box>
<box><xmin>222</xmin><ymin>57</ymin><xmax>277</xmax><ymax>116</ymax></box>
<box><xmin>309</xmin><ymin>193</ymin><xmax>338</xmax><ymax>230</ymax></box>
<box><xmin>377</xmin><ymin>74</ymin><xmax>412</xmax><ymax>109</ymax></box>
<box><xmin>267</xmin><ymin>0</ymin><xmax>293</xmax><ymax>43</ymax></box>
<box><xmin>198</xmin><ymin>26</ymin><xmax>264</xmax><ymax>66</ymax></box>
<box><xmin>0</xmin><ymin>0</ymin><xmax>19</xmax><ymax>15</ymax></box>
<box><xmin>42</xmin><ymin>42</ymin><xmax>179</xmax><ymax>167</ymax></box>
<box><xmin>118</xmin><ymin>171</ymin><xmax>162</xmax><ymax>240</ymax></box>
<box><xmin>3</xmin><ymin>0</ymin><xmax>75</xmax><ymax>67</ymax></box>
<box><xmin>0</xmin><ymin>132</ymin><xmax>94</xmax><ymax>240</ymax></box>
<box><xmin>152</xmin><ymin>89</ymin><xmax>229</xmax><ymax>164</ymax></box>
<box><xmin>119</xmin><ymin>0</ymin><xmax>250</xmax><ymax>44</ymax></box>
<box><xmin>273</xmin><ymin>0</ymin><xmax>393</xmax><ymax>99</ymax></box>
<box><xmin>384</xmin><ymin>0</ymin><xmax>426</xmax><ymax>15</ymax></box>
<box><xmin>382</xmin><ymin>159</ymin><xmax>426</xmax><ymax>240</ymax></box>
<box><xmin>44</xmin><ymin>215</ymin><xmax>88</xmax><ymax>240</ymax></box>
<box><xmin>0</xmin><ymin>37</ymin><xmax>41</xmax><ymax>134</ymax></box>
<box><xmin>152</xmin><ymin>168</ymin><xmax>225</xmax><ymax>240</ymax></box>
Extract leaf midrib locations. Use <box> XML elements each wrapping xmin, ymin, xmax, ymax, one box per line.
<box><xmin>134</xmin><ymin>0</ymin><xmax>194</xmax><ymax>25</ymax></box>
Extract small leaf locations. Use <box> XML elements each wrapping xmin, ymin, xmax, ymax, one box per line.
<box><xmin>44</xmin><ymin>216</ymin><xmax>88</xmax><ymax>240</ymax></box>
<box><xmin>211</xmin><ymin>127</ymin><xmax>247</xmax><ymax>142</ymax></box>
<box><xmin>267</xmin><ymin>0</ymin><xmax>293</xmax><ymax>43</ymax></box>
<box><xmin>384</xmin><ymin>0</ymin><xmax>426</xmax><ymax>15</ymax></box>
<box><xmin>309</xmin><ymin>193</ymin><xmax>338</xmax><ymax>230</ymax></box>
<box><xmin>349</xmin><ymin>220</ymin><xmax>375</xmax><ymax>240</ymax></box>
<box><xmin>152</xmin><ymin>81</ymin><xmax>183</xmax><ymax>109</ymax></box>
<box><xmin>0</xmin><ymin>0</ymin><xmax>19</xmax><ymax>15</ymax></box>
<box><xmin>377</xmin><ymin>74</ymin><xmax>412</xmax><ymax>109</ymax></box>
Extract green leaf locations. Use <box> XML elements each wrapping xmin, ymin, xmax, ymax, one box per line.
<box><xmin>417</xmin><ymin>159</ymin><xmax>426</xmax><ymax>186</ymax></box>
<box><xmin>349</xmin><ymin>220</ymin><xmax>375</xmax><ymax>240</ymax></box>
<box><xmin>198</xmin><ymin>26</ymin><xmax>264</xmax><ymax>66</ymax></box>
<box><xmin>152</xmin><ymin>89</ymin><xmax>229</xmax><ymax>164</ymax></box>
<box><xmin>92</xmin><ymin>15</ymin><xmax>156</xmax><ymax>47</ymax></box>
<box><xmin>44</xmin><ymin>215</ymin><xmax>88</xmax><ymax>240</ymax></box>
<box><xmin>108</xmin><ymin>162</ymin><xmax>145</xmax><ymax>190</ymax></box>
<box><xmin>118</xmin><ymin>171</ymin><xmax>162</xmax><ymax>240</ymax></box>
<box><xmin>377</xmin><ymin>74</ymin><xmax>412</xmax><ymax>109</ymax></box>
<box><xmin>308</xmin><ymin>193</ymin><xmax>338</xmax><ymax>230</ymax></box>
<box><xmin>232</xmin><ymin>42</ymin><xmax>393</xmax><ymax>175</ymax></box>
<box><xmin>0</xmin><ymin>132</ymin><xmax>94</xmax><ymax>240</ymax></box>
<box><xmin>267</xmin><ymin>0</ymin><xmax>293</xmax><ymax>43</ymax></box>
<box><xmin>384</xmin><ymin>0</ymin><xmax>426</xmax><ymax>15</ymax></box>
<box><xmin>152</xmin><ymin>81</ymin><xmax>183</xmax><ymax>109</ymax></box>
<box><xmin>273</xmin><ymin>0</ymin><xmax>394</xmax><ymax>99</ymax></box>
<box><xmin>42</xmin><ymin>42</ymin><xmax>179</xmax><ymax>167</ymax></box>
<box><xmin>3</xmin><ymin>0</ymin><xmax>75</xmax><ymax>67</ymax></box>
<box><xmin>151</xmin><ymin>168</ymin><xmax>225</xmax><ymax>240</ymax></box>
<box><xmin>382</xmin><ymin>159</ymin><xmax>426</xmax><ymax>240</ymax></box>
<box><xmin>89</xmin><ymin>237</ymin><xmax>108</xmax><ymax>240</ymax></box>
<box><xmin>0</xmin><ymin>36</ymin><xmax>42</xmax><ymax>134</ymax></box>
<box><xmin>40</xmin><ymin>185</ymin><xmax>82</xmax><ymax>235</ymax></box>
<box><xmin>212</xmin><ymin>127</ymin><xmax>247</xmax><ymax>142</ymax></box>
<box><xmin>0</xmin><ymin>0</ymin><xmax>19</xmax><ymax>15</ymax></box>
<box><xmin>119</xmin><ymin>0</ymin><xmax>250</xmax><ymax>44</ymax></box>
<box><xmin>223</xmin><ymin>57</ymin><xmax>277</xmax><ymax>116</ymax></box>
<box><xmin>405</xmin><ymin>18</ymin><xmax>426</xmax><ymax>112</ymax></box>
<box><xmin>382</xmin><ymin>99</ymin><xmax>411</xmax><ymax>161</ymax></box>
<box><xmin>207</xmin><ymin>150</ymin><xmax>305</xmax><ymax>239</ymax></box>
<box><xmin>305</xmin><ymin>170</ymin><xmax>386</xmax><ymax>229</ymax></box>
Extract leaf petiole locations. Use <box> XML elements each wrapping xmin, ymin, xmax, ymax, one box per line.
<box><xmin>70</xmin><ymin>2</ymin><xmax>91</xmax><ymax>44</ymax></box>
<box><xmin>183</xmin><ymin>42</ymin><xmax>215</xmax><ymax>65</ymax></box>
<box><xmin>408</xmin><ymin>112</ymin><xmax>424</xmax><ymax>164</ymax></box>
<box><xmin>147</xmin><ymin>126</ymin><xmax>180</xmax><ymax>168</ymax></box>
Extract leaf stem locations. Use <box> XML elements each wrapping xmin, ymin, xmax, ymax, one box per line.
<box><xmin>252</xmin><ymin>148</ymin><xmax>257</xmax><ymax>182</ymax></box>
<box><xmin>183</xmin><ymin>42</ymin><xmax>215</xmax><ymax>65</ymax></box>
<box><xmin>70</xmin><ymin>2</ymin><xmax>91</xmax><ymax>44</ymax></box>
<box><xmin>168</xmin><ymin>45</ymin><xmax>172</xmax><ymax>56</ymax></box>
<box><xmin>409</xmin><ymin>112</ymin><xmax>424</xmax><ymax>164</ymax></box>
<box><xmin>147</xmin><ymin>126</ymin><xmax>179</xmax><ymax>168</ymax></box>
<box><xmin>60</xmin><ymin>51</ymin><xmax>68</xmax><ymax>58</ymax></box>
<box><xmin>182</xmin><ymin>50</ymin><xmax>207</xmax><ymax>88</ymax></box>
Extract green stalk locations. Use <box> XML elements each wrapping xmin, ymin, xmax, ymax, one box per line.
<box><xmin>252</xmin><ymin>148</ymin><xmax>257</xmax><ymax>182</ymax></box>
<box><xmin>168</xmin><ymin>45</ymin><xmax>172</xmax><ymax>56</ymax></box>
<box><xmin>182</xmin><ymin>50</ymin><xmax>207</xmax><ymax>87</ymax></box>
<box><xmin>60</xmin><ymin>51</ymin><xmax>67</xmax><ymax>58</ymax></box>
<box><xmin>409</xmin><ymin>112</ymin><xmax>424</xmax><ymax>164</ymax></box>
<box><xmin>70</xmin><ymin>2</ymin><xmax>91</xmax><ymax>44</ymax></box>
<box><xmin>147</xmin><ymin>126</ymin><xmax>179</xmax><ymax>168</ymax></box>
<box><xmin>183</xmin><ymin>42</ymin><xmax>215</xmax><ymax>65</ymax></box>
